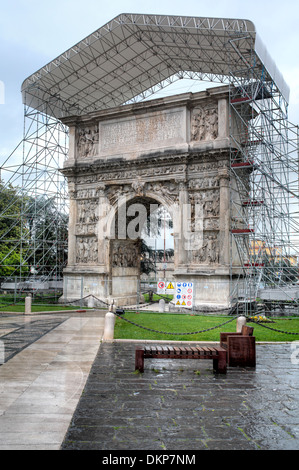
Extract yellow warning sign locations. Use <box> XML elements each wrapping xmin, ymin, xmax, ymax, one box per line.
<box><xmin>176</xmin><ymin>300</ymin><xmax>181</xmax><ymax>305</ymax></box>
<box><xmin>167</xmin><ymin>282</ymin><xmax>175</xmax><ymax>289</ymax></box>
<box><xmin>181</xmin><ymin>300</ymin><xmax>186</xmax><ymax>306</ymax></box>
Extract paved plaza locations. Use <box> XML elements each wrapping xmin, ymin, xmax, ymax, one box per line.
<box><xmin>0</xmin><ymin>311</ymin><xmax>298</xmax><ymax>450</ymax></box>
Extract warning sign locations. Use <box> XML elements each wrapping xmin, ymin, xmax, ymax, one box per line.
<box><xmin>175</xmin><ymin>282</ymin><xmax>194</xmax><ymax>309</ymax></box>
<box><xmin>166</xmin><ymin>281</ymin><xmax>175</xmax><ymax>293</ymax></box>
<box><xmin>157</xmin><ymin>280</ymin><xmax>166</xmax><ymax>294</ymax></box>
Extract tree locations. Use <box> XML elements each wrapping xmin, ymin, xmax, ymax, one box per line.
<box><xmin>0</xmin><ymin>182</ymin><xmax>23</xmax><ymax>245</ymax></box>
<box><xmin>0</xmin><ymin>181</ymin><xmax>29</xmax><ymax>279</ymax></box>
<box><xmin>0</xmin><ymin>247</ymin><xmax>28</xmax><ymax>279</ymax></box>
<box><xmin>0</xmin><ymin>182</ymin><xmax>68</xmax><ymax>281</ymax></box>
<box><xmin>24</xmin><ymin>196</ymin><xmax>68</xmax><ymax>276</ymax></box>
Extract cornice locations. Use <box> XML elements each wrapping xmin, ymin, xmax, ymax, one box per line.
<box><xmin>61</xmin><ymin>148</ymin><xmax>230</xmax><ymax>177</ymax></box>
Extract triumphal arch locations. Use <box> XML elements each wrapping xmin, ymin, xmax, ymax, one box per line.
<box><xmin>17</xmin><ymin>13</ymin><xmax>293</xmax><ymax>313</ymax></box>
<box><xmin>61</xmin><ymin>85</ymin><xmax>241</xmax><ymax>308</ymax></box>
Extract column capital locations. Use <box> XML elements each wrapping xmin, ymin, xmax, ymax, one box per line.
<box><xmin>218</xmin><ymin>168</ymin><xmax>230</xmax><ymax>181</ymax></box>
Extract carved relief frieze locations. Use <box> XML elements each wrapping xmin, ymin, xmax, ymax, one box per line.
<box><xmin>189</xmin><ymin>188</ymin><xmax>220</xmax><ymax>236</ymax></box>
<box><xmin>188</xmin><ymin>176</ymin><xmax>219</xmax><ymax>190</ymax></box>
<box><xmin>77</xmin><ymin>200</ymin><xmax>98</xmax><ymax>224</ymax></box>
<box><xmin>112</xmin><ymin>241</ymin><xmax>140</xmax><ymax>268</ymax></box>
<box><xmin>191</xmin><ymin>104</ymin><xmax>218</xmax><ymax>142</ymax></box>
<box><xmin>76</xmin><ymin>236</ymin><xmax>98</xmax><ymax>264</ymax></box>
<box><xmin>146</xmin><ymin>181</ymin><xmax>180</xmax><ymax>204</ymax></box>
<box><xmin>77</xmin><ymin>125</ymin><xmax>99</xmax><ymax>158</ymax></box>
<box><xmin>74</xmin><ymin>158</ymin><xmax>187</xmax><ymax>186</ymax></box>
<box><xmin>190</xmin><ymin>232</ymin><xmax>219</xmax><ymax>265</ymax></box>
<box><xmin>106</xmin><ymin>184</ymin><xmax>134</xmax><ymax>206</ymax></box>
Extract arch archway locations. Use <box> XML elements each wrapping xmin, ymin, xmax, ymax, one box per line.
<box><xmin>105</xmin><ymin>193</ymin><xmax>175</xmax><ymax>306</ymax></box>
<box><xmin>61</xmin><ymin>89</ymin><xmax>234</xmax><ymax>310</ymax></box>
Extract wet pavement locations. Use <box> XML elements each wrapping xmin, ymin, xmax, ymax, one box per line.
<box><xmin>0</xmin><ymin>312</ymin><xmax>105</xmax><ymax>450</ymax></box>
<box><xmin>0</xmin><ymin>311</ymin><xmax>298</xmax><ymax>451</ymax></box>
<box><xmin>61</xmin><ymin>340</ymin><xmax>299</xmax><ymax>451</ymax></box>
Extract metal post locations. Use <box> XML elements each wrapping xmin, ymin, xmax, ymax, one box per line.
<box><xmin>14</xmin><ymin>276</ymin><xmax>17</xmax><ymax>304</ymax></box>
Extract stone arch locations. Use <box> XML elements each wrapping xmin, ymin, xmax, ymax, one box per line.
<box><xmin>61</xmin><ymin>88</ymin><xmax>234</xmax><ymax>309</ymax></box>
<box><xmin>106</xmin><ymin>191</ymin><xmax>176</xmax><ymax>305</ymax></box>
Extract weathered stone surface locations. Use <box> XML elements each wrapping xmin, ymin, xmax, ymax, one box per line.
<box><xmin>60</xmin><ymin>86</ymin><xmax>245</xmax><ymax>308</ymax></box>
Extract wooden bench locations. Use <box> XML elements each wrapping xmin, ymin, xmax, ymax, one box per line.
<box><xmin>135</xmin><ymin>345</ymin><xmax>227</xmax><ymax>374</ymax></box>
<box><xmin>220</xmin><ymin>325</ymin><xmax>256</xmax><ymax>367</ymax></box>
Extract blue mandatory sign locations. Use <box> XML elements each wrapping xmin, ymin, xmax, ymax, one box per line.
<box><xmin>177</xmin><ymin>282</ymin><xmax>181</xmax><ymax>287</ymax></box>
<box><xmin>177</xmin><ymin>288</ymin><xmax>181</xmax><ymax>293</ymax></box>
<box><xmin>183</xmin><ymin>283</ymin><xmax>187</xmax><ymax>287</ymax></box>
<box><xmin>176</xmin><ymin>294</ymin><xmax>181</xmax><ymax>299</ymax></box>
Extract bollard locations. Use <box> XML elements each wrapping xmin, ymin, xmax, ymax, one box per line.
<box><xmin>159</xmin><ymin>298</ymin><xmax>165</xmax><ymax>313</ymax></box>
<box><xmin>25</xmin><ymin>295</ymin><xmax>32</xmax><ymax>315</ymax></box>
<box><xmin>102</xmin><ymin>311</ymin><xmax>116</xmax><ymax>340</ymax></box>
<box><xmin>236</xmin><ymin>315</ymin><xmax>247</xmax><ymax>332</ymax></box>
<box><xmin>87</xmin><ymin>296</ymin><xmax>95</xmax><ymax>309</ymax></box>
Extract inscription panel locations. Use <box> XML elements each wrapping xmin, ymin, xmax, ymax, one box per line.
<box><xmin>99</xmin><ymin>109</ymin><xmax>186</xmax><ymax>156</ymax></box>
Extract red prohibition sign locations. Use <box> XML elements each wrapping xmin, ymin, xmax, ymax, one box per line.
<box><xmin>158</xmin><ymin>281</ymin><xmax>165</xmax><ymax>289</ymax></box>
<box><xmin>187</xmin><ymin>288</ymin><xmax>192</xmax><ymax>293</ymax></box>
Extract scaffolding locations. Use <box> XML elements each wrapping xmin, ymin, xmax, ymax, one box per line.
<box><xmin>0</xmin><ymin>95</ymin><xmax>69</xmax><ymax>294</ymax></box>
<box><xmin>227</xmin><ymin>32</ymin><xmax>299</xmax><ymax>313</ymax></box>
<box><xmin>0</xmin><ymin>13</ymin><xmax>298</xmax><ymax>310</ymax></box>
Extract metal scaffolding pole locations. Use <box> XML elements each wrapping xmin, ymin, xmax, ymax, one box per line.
<box><xmin>0</xmin><ymin>96</ymin><xmax>69</xmax><ymax>298</ymax></box>
<box><xmin>227</xmin><ymin>32</ymin><xmax>299</xmax><ymax>314</ymax></box>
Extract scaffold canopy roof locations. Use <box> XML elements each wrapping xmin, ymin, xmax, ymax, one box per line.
<box><xmin>21</xmin><ymin>13</ymin><xmax>290</xmax><ymax>119</ymax></box>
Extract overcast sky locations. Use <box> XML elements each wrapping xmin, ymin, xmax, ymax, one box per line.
<box><xmin>1</xmin><ymin>0</ymin><xmax>299</xmax><ymax>162</ymax></box>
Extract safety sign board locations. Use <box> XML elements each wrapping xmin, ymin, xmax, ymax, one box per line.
<box><xmin>157</xmin><ymin>281</ymin><xmax>176</xmax><ymax>294</ymax></box>
<box><xmin>175</xmin><ymin>281</ymin><xmax>194</xmax><ymax>309</ymax></box>
<box><xmin>157</xmin><ymin>280</ymin><xmax>166</xmax><ymax>294</ymax></box>
<box><xmin>166</xmin><ymin>281</ymin><xmax>175</xmax><ymax>292</ymax></box>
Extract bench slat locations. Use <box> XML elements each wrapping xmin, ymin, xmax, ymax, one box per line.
<box><xmin>135</xmin><ymin>345</ymin><xmax>227</xmax><ymax>374</ymax></box>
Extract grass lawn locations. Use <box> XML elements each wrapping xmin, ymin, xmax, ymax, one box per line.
<box><xmin>0</xmin><ymin>304</ymin><xmax>82</xmax><ymax>312</ymax></box>
<box><xmin>114</xmin><ymin>311</ymin><xmax>299</xmax><ymax>342</ymax></box>
<box><xmin>0</xmin><ymin>293</ymin><xmax>87</xmax><ymax>312</ymax></box>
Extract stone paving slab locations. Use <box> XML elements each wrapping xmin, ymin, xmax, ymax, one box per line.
<box><xmin>0</xmin><ymin>315</ymin><xmax>69</xmax><ymax>362</ymax></box>
<box><xmin>0</xmin><ymin>313</ymin><xmax>105</xmax><ymax>450</ymax></box>
<box><xmin>61</xmin><ymin>341</ymin><xmax>299</xmax><ymax>451</ymax></box>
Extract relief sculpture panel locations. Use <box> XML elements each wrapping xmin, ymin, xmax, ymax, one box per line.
<box><xmin>112</xmin><ymin>241</ymin><xmax>140</xmax><ymax>268</ymax></box>
<box><xmin>77</xmin><ymin>125</ymin><xmax>99</xmax><ymax>158</ymax></box>
<box><xmin>76</xmin><ymin>236</ymin><xmax>98</xmax><ymax>264</ymax></box>
<box><xmin>190</xmin><ymin>232</ymin><xmax>220</xmax><ymax>265</ymax></box>
<box><xmin>191</xmin><ymin>104</ymin><xmax>218</xmax><ymax>141</ymax></box>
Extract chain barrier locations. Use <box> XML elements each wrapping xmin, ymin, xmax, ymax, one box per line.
<box><xmin>1</xmin><ymin>289</ymin><xmax>299</xmax><ymax>336</ymax></box>
<box><xmin>113</xmin><ymin>311</ymin><xmax>238</xmax><ymax>336</ymax></box>
<box><xmin>246</xmin><ymin>318</ymin><xmax>299</xmax><ymax>335</ymax></box>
